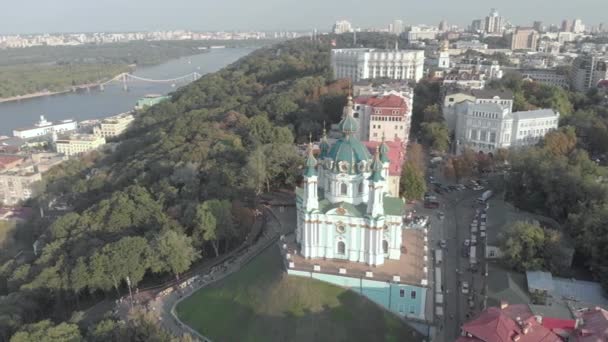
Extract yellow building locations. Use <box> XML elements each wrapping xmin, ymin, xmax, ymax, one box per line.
<box><xmin>94</xmin><ymin>113</ymin><xmax>134</xmax><ymax>138</ymax></box>
<box><xmin>56</xmin><ymin>134</ymin><xmax>106</xmax><ymax>156</ymax></box>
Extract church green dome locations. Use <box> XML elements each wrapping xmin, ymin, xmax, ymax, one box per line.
<box><xmin>379</xmin><ymin>141</ymin><xmax>390</xmax><ymax>163</ymax></box>
<box><xmin>338</xmin><ymin>115</ymin><xmax>359</xmax><ymax>134</ymax></box>
<box><xmin>327</xmin><ymin>135</ymin><xmax>372</xmax><ymax>174</ymax></box>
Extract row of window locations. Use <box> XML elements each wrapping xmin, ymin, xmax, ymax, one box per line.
<box><xmin>371</xmin><ymin>114</ymin><xmax>404</xmax><ymax>120</ymax></box>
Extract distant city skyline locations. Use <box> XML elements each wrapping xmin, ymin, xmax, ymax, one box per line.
<box><xmin>1</xmin><ymin>0</ymin><xmax>607</xmax><ymax>34</ymax></box>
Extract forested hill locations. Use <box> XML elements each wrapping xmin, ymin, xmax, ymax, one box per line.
<box><xmin>0</xmin><ymin>36</ymin><xmax>363</xmax><ymax>340</ymax></box>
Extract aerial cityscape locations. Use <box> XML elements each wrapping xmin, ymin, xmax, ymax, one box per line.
<box><xmin>1</xmin><ymin>2</ymin><xmax>608</xmax><ymax>342</ymax></box>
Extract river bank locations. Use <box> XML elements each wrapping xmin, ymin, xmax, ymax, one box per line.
<box><xmin>0</xmin><ymin>48</ymin><xmax>254</xmax><ymax>136</ymax></box>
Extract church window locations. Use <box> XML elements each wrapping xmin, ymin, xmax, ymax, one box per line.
<box><xmin>358</xmin><ymin>182</ymin><xmax>363</xmax><ymax>194</ymax></box>
<box><xmin>382</xmin><ymin>240</ymin><xmax>389</xmax><ymax>254</ymax></box>
<box><xmin>337</xmin><ymin>241</ymin><xmax>346</xmax><ymax>255</ymax></box>
<box><xmin>411</xmin><ymin>291</ymin><xmax>416</xmax><ymax>299</ymax></box>
<box><xmin>340</xmin><ymin>183</ymin><xmax>347</xmax><ymax>195</ymax></box>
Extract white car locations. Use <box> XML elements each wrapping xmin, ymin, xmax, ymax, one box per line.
<box><xmin>473</xmin><ymin>186</ymin><xmax>484</xmax><ymax>191</ymax></box>
<box><xmin>463</xmin><ymin>239</ymin><xmax>471</xmax><ymax>247</ymax></box>
<box><xmin>461</xmin><ymin>281</ymin><xmax>470</xmax><ymax>294</ymax></box>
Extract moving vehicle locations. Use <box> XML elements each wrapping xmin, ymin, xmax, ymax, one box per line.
<box><xmin>473</xmin><ymin>186</ymin><xmax>484</xmax><ymax>191</ymax></box>
<box><xmin>463</xmin><ymin>239</ymin><xmax>470</xmax><ymax>247</ymax></box>
<box><xmin>477</xmin><ymin>190</ymin><xmax>493</xmax><ymax>203</ymax></box>
<box><xmin>425</xmin><ymin>200</ymin><xmax>440</xmax><ymax>209</ymax></box>
<box><xmin>435</xmin><ymin>249</ymin><xmax>443</xmax><ymax>264</ymax></box>
<box><xmin>438</xmin><ymin>211</ymin><xmax>445</xmax><ymax>220</ymax></box>
<box><xmin>461</xmin><ymin>281</ymin><xmax>470</xmax><ymax>294</ymax></box>
<box><xmin>439</xmin><ymin>240</ymin><xmax>447</xmax><ymax>249</ymax></box>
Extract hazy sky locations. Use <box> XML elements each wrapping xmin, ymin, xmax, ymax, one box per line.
<box><xmin>1</xmin><ymin>0</ymin><xmax>606</xmax><ymax>34</ymax></box>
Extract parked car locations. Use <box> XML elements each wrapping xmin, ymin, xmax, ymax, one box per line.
<box><xmin>463</xmin><ymin>239</ymin><xmax>471</xmax><ymax>247</ymax></box>
<box><xmin>473</xmin><ymin>186</ymin><xmax>484</xmax><ymax>191</ymax></box>
<box><xmin>438</xmin><ymin>211</ymin><xmax>445</xmax><ymax>220</ymax></box>
<box><xmin>439</xmin><ymin>240</ymin><xmax>447</xmax><ymax>249</ymax></box>
<box><xmin>461</xmin><ymin>281</ymin><xmax>470</xmax><ymax>294</ymax></box>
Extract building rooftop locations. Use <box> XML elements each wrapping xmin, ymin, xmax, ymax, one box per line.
<box><xmin>487</xmin><ymin>264</ymin><xmax>531</xmax><ymax>307</ymax></box>
<box><xmin>456</xmin><ymin>304</ymin><xmax>562</xmax><ymax>342</ymax></box>
<box><xmin>355</xmin><ymin>94</ymin><xmax>408</xmax><ymax>110</ymax></box>
<box><xmin>527</xmin><ymin>270</ymin><xmax>555</xmax><ymax>292</ymax></box>
<box><xmin>0</xmin><ymin>155</ymin><xmax>24</xmax><ymax>169</ymax></box>
<box><xmin>284</xmin><ymin>228</ymin><xmax>427</xmax><ymax>286</ymax></box>
<box><xmin>448</xmin><ymin>88</ymin><xmax>514</xmax><ymax>100</ymax></box>
<box><xmin>575</xmin><ymin>307</ymin><xmax>608</xmax><ymax>342</ymax></box>
<box><xmin>512</xmin><ymin>108</ymin><xmax>559</xmax><ymax>120</ymax></box>
<box><xmin>363</xmin><ymin>140</ymin><xmax>405</xmax><ymax>176</ymax></box>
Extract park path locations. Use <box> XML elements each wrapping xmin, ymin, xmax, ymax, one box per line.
<box><xmin>115</xmin><ymin>203</ymin><xmax>294</xmax><ymax>341</ymax></box>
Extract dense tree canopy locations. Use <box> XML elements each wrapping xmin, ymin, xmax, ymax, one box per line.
<box><xmin>1</xmin><ymin>36</ymin><xmax>358</xmax><ymax>339</ymax></box>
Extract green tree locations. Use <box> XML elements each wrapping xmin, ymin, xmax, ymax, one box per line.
<box><xmin>420</xmin><ymin>122</ymin><xmax>450</xmax><ymax>152</ymax></box>
<box><xmin>500</xmin><ymin>221</ymin><xmax>547</xmax><ymax>271</ymax></box>
<box><xmin>151</xmin><ymin>230</ymin><xmax>199</xmax><ymax>280</ymax></box>
<box><xmin>10</xmin><ymin>320</ymin><xmax>81</xmax><ymax>342</ymax></box>
<box><xmin>400</xmin><ymin>162</ymin><xmax>427</xmax><ymax>201</ymax></box>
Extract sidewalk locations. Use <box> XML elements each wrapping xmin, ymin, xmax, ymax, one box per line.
<box><xmin>115</xmin><ymin>206</ymin><xmax>285</xmax><ymax>341</ymax></box>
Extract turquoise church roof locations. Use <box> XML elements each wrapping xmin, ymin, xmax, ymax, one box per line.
<box><xmin>325</xmin><ymin>95</ymin><xmax>372</xmax><ymax>174</ymax></box>
<box><xmin>303</xmin><ymin>143</ymin><xmax>317</xmax><ymax>177</ymax></box>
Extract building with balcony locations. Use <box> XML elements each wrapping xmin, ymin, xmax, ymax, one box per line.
<box><xmin>331</xmin><ymin>48</ymin><xmax>425</xmax><ymax>83</ymax></box>
<box><xmin>55</xmin><ymin>134</ymin><xmax>106</xmax><ymax>156</ymax></box>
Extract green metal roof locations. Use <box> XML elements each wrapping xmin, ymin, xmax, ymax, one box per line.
<box><xmin>338</xmin><ymin>115</ymin><xmax>359</xmax><ymax>134</ymax></box>
<box><xmin>327</xmin><ymin>135</ymin><xmax>372</xmax><ymax>174</ymax></box>
<box><xmin>303</xmin><ymin>145</ymin><xmax>317</xmax><ymax>177</ymax></box>
<box><xmin>383</xmin><ymin>196</ymin><xmax>405</xmax><ymax>216</ymax></box>
<box><xmin>379</xmin><ymin>141</ymin><xmax>390</xmax><ymax>163</ymax></box>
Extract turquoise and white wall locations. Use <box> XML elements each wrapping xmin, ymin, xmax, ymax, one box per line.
<box><xmin>288</xmin><ymin>270</ymin><xmax>427</xmax><ymax>320</ymax></box>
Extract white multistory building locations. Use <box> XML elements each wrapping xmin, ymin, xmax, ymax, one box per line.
<box><xmin>12</xmin><ymin>115</ymin><xmax>77</xmax><ymax>139</ymax></box>
<box><xmin>454</xmin><ymin>102</ymin><xmax>559</xmax><ymax>153</ymax></box>
<box><xmin>443</xmin><ymin>89</ymin><xmax>514</xmax><ymax>132</ymax></box>
<box><xmin>332</xmin><ymin>20</ymin><xmax>353</xmax><ymax>34</ymax></box>
<box><xmin>331</xmin><ymin>48</ymin><xmax>425</xmax><ymax>82</ymax></box>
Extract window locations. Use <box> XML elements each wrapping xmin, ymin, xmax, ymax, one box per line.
<box><xmin>411</xmin><ymin>291</ymin><xmax>416</xmax><ymax>299</ymax></box>
<box><xmin>382</xmin><ymin>240</ymin><xmax>389</xmax><ymax>254</ymax></box>
<box><xmin>358</xmin><ymin>182</ymin><xmax>363</xmax><ymax>194</ymax></box>
<box><xmin>337</xmin><ymin>241</ymin><xmax>346</xmax><ymax>255</ymax></box>
<box><xmin>400</xmin><ymin>289</ymin><xmax>405</xmax><ymax>297</ymax></box>
<box><xmin>340</xmin><ymin>183</ymin><xmax>347</xmax><ymax>195</ymax></box>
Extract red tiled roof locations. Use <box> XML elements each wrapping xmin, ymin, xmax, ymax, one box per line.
<box><xmin>363</xmin><ymin>140</ymin><xmax>405</xmax><ymax>176</ymax></box>
<box><xmin>542</xmin><ymin>317</ymin><xmax>576</xmax><ymax>331</ymax></box>
<box><xmin>0</xmin><ymin>155</ymin><xmax>23</xmax><ymax>169</ymax></box>
<box><xmin>575</xmin><ymin>308</ymin><xmax>608</xmax><ymax>342</ymax></box>
<box><xmin>460</xmin><ymin>306</ymin><xmax>563</xmax><ymax>342</ymax></box>
<box><xmin>355</xmin><ymin>95</ymin><xmax>409</xmax><ymax>115</ymax></box>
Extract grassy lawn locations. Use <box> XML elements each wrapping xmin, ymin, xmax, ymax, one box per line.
<box><xmin>176</xmin><ymin>246</ymin><xmax>424</xmax><ymax>342</ymax></box>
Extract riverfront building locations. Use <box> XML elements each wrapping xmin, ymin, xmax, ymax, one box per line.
<box><xmin>12</xmin><ymin>115</ymin><xmax>77</xmax><ymax>139</ymax></box>
<box><xmin>94</xmin><ymin>113</ymin><xmax>134</xmax><ymax>138</ymax></box>
<box><xmin>55</xmin><ymin>134</ymin><xmax>106</xmax><ymax>156</ymax></box>
<box><xmin>134</xmin><ymin>94</ymin><xmax>170</xmax><ymax>110</ymax></box>
<box><xmin>331</xmin><ymin>48</ymin><xmax>425</xmax><ymax>83</ymax></box>
<box><xmin>287</xmin><ymin>97</ymin><xmax>429</xmax><ymax>320</ymax></box>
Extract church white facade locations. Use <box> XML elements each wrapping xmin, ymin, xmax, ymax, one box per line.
<box><xmin>296</xmin><ymin>97</ymin><xmax>406</xmax><ymax>266</ymax></box>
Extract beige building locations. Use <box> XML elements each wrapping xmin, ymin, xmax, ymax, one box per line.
<box><xmin>94</xmin><ymin>113</ymin><xmax>134</xmax><ymax>138</ymax></box>
<box><xmin>56</xmin><ymin>134</ymin><xmax>106</xmax><ymax>156</ymax></box>
<box><xmin>511</xmin><ymin>28</ymin><xmax>539</xmax><ymax>50</ymax></box>
<box><xmin>0</xmin><ymin>167</ymin><xmax>42</xmax><ymax>205</ymax></box>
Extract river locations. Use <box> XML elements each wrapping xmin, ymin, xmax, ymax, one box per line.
<box><xmin>0</xmin><ymin>47</ymin><xmax>254</xmax><ymax>136</ymax></box>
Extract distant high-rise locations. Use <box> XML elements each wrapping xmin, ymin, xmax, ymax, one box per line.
<box><xmin>511</xmin><ymin>27</ymin><xmax>539</xmax><ymax>50</ymax></box>
<box><xmin>392</xmin><ymin>20</ymin><xmax>404</xmax><ymax>34</ymax></box>
<box><xmin>573</xmin><ymin>19</ymin><xmax>585</xmax><ymax>33</ymax></box>
<box><xmin>485</xmin><ymin>8</ymin><xmax>504</xmax><ymax>34</ymax></box>
<box><xmin>533</xmin><ymin>21</ymin><xmax>543</xmax><ymax>32</ymax></box>
<box><xmin>333</xmin><ymin>20</ymin><xmax>353</xmax><ymax>34</ymax></box>
<box><xmin>471</xmin><ymin>19</ymin><xmax>486</xmax><ymax>33</ymax></box>
<box><xmin>571</xmin><ymin>54</ymin><xmax>608</xmax><ymax>92</ymax></box>
<box><xmin>561</xmin><ymin>19</ymin><xmax>573</xmax><ymax>32</ymax></box>
<box><xmin>439</xmin><ymin>20</ymin><xmax>448</xmax><ymax>32</ymax></box>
